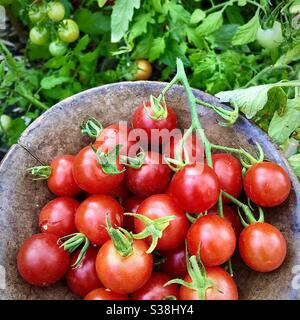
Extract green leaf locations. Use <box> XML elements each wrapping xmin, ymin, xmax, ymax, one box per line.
<box><xmin>5</xmin><ymin>118</ymin><xmax>26</xmax><ymax>146</ymax></box>
<box><xmin>97</xmin><ymin>0</ymin><xmax>108</xmax><ymax>7</ymax></box>
<box><xmin>111</xmin><ymin>0</ymin><xmax>140</xmax><ymax>42</ymax></box>
<box><xmin>288</xmin><ymin>154</ymin><xmax>300</xmax><ymax>177</ymax></box>
<box><xmin>232</xmin><ymin>10</ymin><xmax>260</xmax><ymax>46</ymax></box>
<box><xmin>149</xmin><ymin>37</ymin><xmax>165</xmax><ymax>61</ymax></box>
<box><xmin>151</xmin><ymin>0</ymin><xmax>162</xmax><ymax>12</ymax></box>
<box><xmin>190</xmin><ymin>8</ymin><xmax>206</xmax><ymax>24</ymax></box>
<box><xmin>196</xmin><ymin>11</ymin><xmax>223</xmax><ymax>37</ymax></box>
<box><xmin>268</xmin><ymin>98</ymin><xmax>300</xmax><ymax>145</ymax></box>
<box><xmin>75</xmin><ymin>9</ymin><xmax>110</xmax><ymax>35</ymax></box>
<box><xmin>166</xmin><ymin>1</ymin><xmax>190</xmax><ymax>25</ymax></box>
<box><xmin>74</xmin><ymin>35</ymin><xmax>90</xmax><ymax>53</ymax></box>
<box><xmin>275</xmin><ymin>44</ymin><xmax>300</xmax><ymax>66</ymax></box>
<box><xmin>129</xmin><ymin>12</ymin><xmax>154</xmax><ymax>41</ymax></box>
<box><xmin>44</xmin><ymin>56</ymin><xmax>68</xmax><ymax>69</ymax></box>
<box><xmin>131</xmin><ymin>32</ymin><xmax>154</xmax><ymax>59</ymax></box>
<box><xmin>216</xmin><ymin>84</ymin><xmax>272</xmax><ymax>118</ymax></box>
<box><xmin>40</xmin><ymin>76</ymin><xmax>71</xmax><ymax>90</ymax></box>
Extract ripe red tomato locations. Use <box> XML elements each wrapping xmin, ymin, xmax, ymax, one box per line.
<box><xmin>123</xmin><ymin>196</ymin><xmax>144</xmax><ymax>232</ymax></box>
<box><xmin>179</xmin><ymin>267</ymin><xmax>238</xmax><ymax>300</ymax></box>
<box><xmin>187</xmin><ymin>215</ymin><xmax>236</xmax><ymax>266</ymax></box>
<box><xmin>39</xmin><ymin>197</ymin><xmax>79</xmax><ymax>237</ymax></box>
<box><xmin>75</xmin><ymin>195</ymin><xmax>124</xmax><ymax>246</ymax></box>
<box><xmin>243</xmin><ymin>162</ymin><xmax>291</xmax><ymax>207</ymax></box>
<box><xmin>212</xmin><ymin>153</ymin><xmax>242</xmax><ymax>203</ymax></box>
<box><xmin>160</xmin><ymin>244</ymin><xmax>187</xmax><ymax>279</ymax></box>
<box><xmin>66</xmin><ymin>247</ymin><xmax>102</xmax><ymax>297</ymax></box>
<box><xmin>96</xmin><ymin>123</ymin><xmax>135</xmax><ymax>156</ymax></box>
<box><xmin>132</xmin><ymin>101</ymin><xmax>177</xmax><ymax>144</ymax></box>
<box><xmin>163</xmin><ymin>134</ymin><xmax>204</xmax><ymax>164</ymax></box>
<box><xmin>168</xmin><ymin>163</ymin><xmax>220</xmax><ymax>213</ymax></box>
<box><xmin>84</xmin><ymin>288</ymin><xmax>129</xmax><ymax>300</ymax></box>
<box><xmin>131</xmin><ymin>272</ymin><xmax>179</xmax><ymax>300</ymax></box>
<box><xmin>125</xmin><ymin>151</ymin><xmax>171</xmax><ymax>198</ymax></box>
<box><xmin>208</xmin><ymin>205</ymin><xmax>242</xmax><ymax>239</ymax></box>
<box><xmin>17</xmin><ymin>233</ymin><xmax>70</xmax><ymax>286</ymax></box>
<box><xmin>96</xmin><ymin>239</ymin><xmax>153</xmax><ymax>294</ymax></box>
<box><xmin>73</xmin><ymin>143</ymin><xmax>125</xmax><ymax>194</ymax></box>
<box><xmin>48</xmin><ymin>155</ymin><xmax>81</xmax><ymax>197</ymax></box>
<box><xmin>239</xmin><ymin>222</ymin><xmax>287</xmax><ymax>272</ymax></box>
<box><xmin>134</xmin><ymin>194</ymin><xmax>189</xmax><ymax>251</ymax></box>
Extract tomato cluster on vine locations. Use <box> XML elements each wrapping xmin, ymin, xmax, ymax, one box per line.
<box><xmin>17</xmin><ymin>61</ymin><xmax>291</xmax><ymax>300</ymax></box>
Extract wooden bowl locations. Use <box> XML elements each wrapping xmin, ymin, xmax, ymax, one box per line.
<box><xmin>0</xmin><ymin>82</ymin><xmax>299</xmax><ymax>300</ymax></box>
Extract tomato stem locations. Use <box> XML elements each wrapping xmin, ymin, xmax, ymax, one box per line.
<box><xmin>27</xmin><ymin>165</ymin><xmax>51</xmax><ymax>180</ymax></box>
<box><xmin>106</xmin><ymin>216</ymin><xmax>133</xmax><ymax>257</ymax></box>
<box><xmin>121</xmin><ymin>148</ymin><xmax>145</xmax><ymax>169</ymax></box>
<box><xmin>81</xmin><ymin>117</ymin><xmax>103</xmax><ymax>139</ymax></box>
<box><xmin>125</xmin><ymin>212</ymin><xmax>176</xmax><ymax>253</ymax></box>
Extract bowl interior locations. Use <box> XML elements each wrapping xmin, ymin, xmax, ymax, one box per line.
<box><xmin>0</xmin><ymin>81</ymin><xmax>300</xmax><ymax>300</ymax></box>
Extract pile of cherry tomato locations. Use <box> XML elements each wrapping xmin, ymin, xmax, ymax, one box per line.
<box><xmin>17</xmin><ymin>73</ymin><xmax>291</xmax><ymax>300</ymax></box>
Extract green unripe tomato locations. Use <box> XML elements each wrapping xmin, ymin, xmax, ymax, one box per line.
<box><xmin>49</xmin><ymin>40</ymin><xmax>68</xmax><ymax>56</ymax></box>
<box><xmin>256</xmin><ymin>21</ymin><xmax>284</xmax><ymax>49</ymax></box>
<box><xmin>0</xmin><ymin>114</ymin><xmax>12</xmax><ymax>133</ymax></box>
<box><xmin>29</xmin><ymin>26</ymin><xmax>48</xmax><ymax>45</ymax></box>
<box><xmin>28</xmin><ymin>4</ymin><xmax>47</xmax><ymax>23</ymax></box>
<box><xmin>58</xmin><ymin>19</ymin><xmax>79</xmax><ymax>43</ymax></box>
<box><xmin>48</xmin><ymin>1</ymin><xmax>65</xmax><ymax>22</ymax></box>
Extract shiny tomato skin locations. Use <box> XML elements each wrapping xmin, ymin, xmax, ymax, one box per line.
<box><xmin>84</xmin><ymin>288</ymin><xmax>129</xmax><ymax>300</ymax></box>
<box><xmin>96</xmin><ymin>239</ymin><xmax>153</xmax><ymax>294</ymax></box>
<box><xmin>239</xmin><ymin>222</ymin><xmax>287</xmax><ymax>272</ymax></box>
<box><xmin>187</xmin><ymin>215</ymin><xmax>236</xmax><ymax>266</ymax></box>
<box><xmin>160</xmin><ymin>244</ymin><xmax>187</xmax><ymax>279</ymax></box>
<box><xmin>123</xmin><ymin>196</ymin><xmax>144</xmax><ymax>232</ymax></box>
<box><xmin>134</xmin><ymin>59</ymin><xmax>152</xmax><ymax>80</ymax></box>
<box><xmin>212</xmin><ymin>154</ymin><xmax>242</xmax><ymax>203</ymax></box>
<box><xmin>17</xmin><ymin>233</ymin><xmax>70</xmax><ymax>286</ymax></box>
<box><xmin>72</xmin><ymin>143</ymin><xmax>125</xmax><ymax>195</ymax></box>
<box><xmin>131</xmin><ymin>272</ymin><xmax>179</xmax><ymax>300</ymax></box>
<box><xmin>243</xmin><ymin>162</ymin><xmax>291</xmax><ymax>207</ymax></box>
<box><xmin>66</xmin><ymin>247</ymin><xmax>102</xmax><ymax>297</ymax></box>
<box><xmin>39</xmin><ymin>197</ymin><xmax>79</xmax><ymax>237</ymax></box>
<box><xmin>179</xmin><ymin>267</ymin><xmax>238</xmax><ymax>300</ymax></box>
<box><xmin>135</xmin><ymin>194</ymin><xmax>189</xmax><ymax>250</ymax></box>
<box><xmin>75</xmin><ymin>195</ymin><xmax>124</xmax><ymax>246</ymax></box>
<box><xmin>48</xmin><ymin>155</ymin><xmax>81</xmax><ymax>197</ymax></box>
<box><xmin>125</xmin><ymin>151</ymin><xmax>171</xmax><ymax>198</ymax></box>
<box><xmin>163</xmin><ymin>134</ymin><xmax>204</xmax><ymax>164</ymax></box>
<box><xmin>168</xmin><ymin>163</ymin><xmax>220</xmax><ymax>213</ymax></box>
<box><xmin>208</xmin><ymin>205</ymin><xmax>243</xmax><ymax>239</ymax></box>
<box><xmin>96</xmin><ymin>123</ymin><xmax>135</xmax><ymax>156</ymax></box>
<box><xmin>132</xmin><ymin>101</ymin><xmax>177</xmax><ymax>145</ymax></box>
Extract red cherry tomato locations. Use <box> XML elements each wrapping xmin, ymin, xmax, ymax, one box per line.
<box><xmin>125</xmin><ymin>151</ymin><xmax>171</xmax><ymax>198</ymax></box>
<box><xmin>132</xmin><ymin>101</ymin><xmax>177</xmax><ymax>145</ymax></box>
<box><xmin>96</xmin><ymin>239</ymin><xmax>153</xmax><ymax>294</ymax></box>
<box><xmin>243</xmin><ymin>162</ymin><xmax>291</xmax><ymax>207</ymax></box>
<box><xmin>75</xmin><ymin>195</ymin><xmax>124</xmax><ymax>246</ymax></box>
<box><xmin>168</xmin><ymin>163</ymin><xmax>220</xmax><ymax>213</ymax></box>
<box><xmin>179</xmin><ymin>267</ymin><xmax>238</xmax><ymax>300</ymax></box>
<box><xmin>187</xmin><ymin>215</ymin><xmax>236</xmax><ymax>266</ymax></box>
<box><xmin>17</xmin><ymin>233</ymin><xmax>70</xmax><ymax>286</ymax></box>
<box><xmin>160</xmin><ymin>244</ymin><xmax>187</xmax><ymax>279</ymax></box>
<box><xmin>73</xmin><ymin>143</ymin><xmax>125</xmax><ymax>194</ymax></box>
<box><xmin>163</xmin><ymin>134</ymin><xmax>204</xmax><ymax>164</ymax></box>
<box><xmin>131</xmin><ymin>272</ymin><xmax>179</xmax><ymax>300</ymax></box>
<box><xmin>84</xmin><ymin>288</ymin><xmax>129</xmax><ymax>300</ymax></box>
<box><xmin>123</xmin><ymin>196</ymin><xmax>144</xmax><ymax>232</ymax></box>
<box><xmin>208</xmin><ymin>205</ymin><xmax>243</xmax><ymax>239</ymax></box>
<box><xmin>39</xmin><ymin>197</ymin><xmax>79</xmax><ymax>237</ymax></box>
<box><xmin>134</xmin><ymin>194</ymin><xmax>189</xmax><ymax>251</ymax></box>
<box><xmin>66</xmin><ymin>247</ymin><xmax>102</xmax><ymax>297</ymax></box>
<box><xmin>212</xmin><ymin>153</ymin><xmax>242</xmax><ymax>203</ymax></box>
<box><xmin>48</xmin><ymin>155</ymin><xmax>81</xmax><ymax>197</ymax></box>
<box><xmin>96</xmin><ymin>123</ymin><xmax>135</xmax><ymax>156</ymax></box>
<box><xmin>239</xmin><ymin>222</ymin><xmax>287</xmax><ymax>272</ymax></box>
